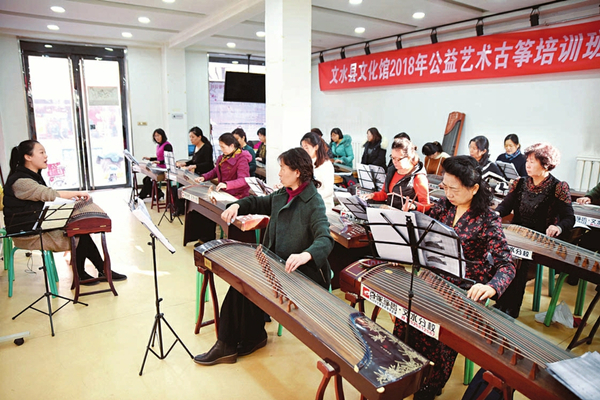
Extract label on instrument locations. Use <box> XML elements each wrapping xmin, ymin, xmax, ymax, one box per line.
<box><xmin>428</xmin><ymin>183</ymin><xmax>439</xmax><ymax>190</ymax></box>
<box><xmin>507</xmin><ymin>245</ymin><xmax>533</xmax><ymax>260</ymax></box>
<box><xmin>181</xmin><ymin>189</ymin><xmax>199</xmax><ymax>204</ymax></box>
<box><xmin>576</xmin><ymin>215</ymin><xmax>600</xmax><ymax>229</ymax></box>
<box><xmin>361</xmin><ymin>284</ymin><xmax>440</xmax><ymax>340</ymax></box>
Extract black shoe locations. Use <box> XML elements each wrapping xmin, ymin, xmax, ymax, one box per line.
<box><xmin>79</xmin><ymin>271</ymin><xmax>99</xmax><ymax>286</ymax></box>
<box><xmin>237</xmin><ymin>337</ymin><xmax>267</xmax><ymax>357</ymax></box>
<box><xmin>157</xmin><ymin>191</ymin><xmax>164</xmax><ymax>200</ymax></box>
<box><xmin>172</xmin><ymin>209</ymin><xmax>183</xmax><ymax>217</ymax></box>
<box><xmin>98</xmin><ymin>270</ymin><xmax>127</xmax><ymax>281</ymax></box>
<box><xmin>264</xmin><ymin>313</ymin><xmax>272</xmax><ymax>322</ymax></box>
<box><xmin>194</xmin><ymin>340</ymin><xmax>237</xmax><ymax>365</ymax></box>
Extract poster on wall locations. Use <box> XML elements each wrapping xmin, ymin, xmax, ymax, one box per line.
<box><xmin>319</xmin><ymin>20</ymin><xmax>600</xmax><ymax>91</ymax></box>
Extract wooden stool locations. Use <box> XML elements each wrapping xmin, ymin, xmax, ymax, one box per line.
<box><xmin>150</xmin><ymin>179</ymin><xmax>166</xmax><ymax>212</ymax></box>
<box><xmin>194</xmin><ymin>265</ymin><xmax>220</xmax><ymax>336</ymax></box>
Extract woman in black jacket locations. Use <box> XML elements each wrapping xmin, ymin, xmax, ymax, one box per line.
<box><xmin>361</xmin><ymin>127</ymin><xmax>387</xmax><ymax>169</ymax></box>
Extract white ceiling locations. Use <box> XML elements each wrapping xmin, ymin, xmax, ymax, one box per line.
<box><xmin>0</xmin><ymin>0</ymin><xmax>582</xmax><ymax>57</ymax></box>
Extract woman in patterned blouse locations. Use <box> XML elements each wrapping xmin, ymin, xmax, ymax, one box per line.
<box><xmin>494</xmin><ymin>142</ymin><xmax>574</xmax><ymax>318</ymax></box>
<box><xmin>393</xmin><ymin>155</ymin><xmax>515</xmax><ymax>400</ymax></box>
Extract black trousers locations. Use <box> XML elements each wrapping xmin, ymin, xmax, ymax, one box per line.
<box><xmin>494</xmin><ymin>259</ymin><xmax>533</xmax><ymax>318</ymax></box>
<box><xmin>187</xmin><ymin>211</ymin><xmax>217</xmax><ymax>243</ymax></box>
<box><xmin>217</xmin><ymin>287</ymin><xmax>267</xmax><ymax>346</ymax></box>
<box><xmin>75</xmin><ymin>234</ymin><xmax>104</xmax><ymax>275</ymax></box>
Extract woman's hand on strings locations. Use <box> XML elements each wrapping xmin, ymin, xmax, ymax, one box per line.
<box><xmin>467</xmin><ymin>283</ymin><xmax>496</xmax><ymax>302</ymax></box>
<box><xmin>195</xmin><ymin>176</ymin><xmax>205</xmax><ymax>183</ymax></box>
<box><xmin>546</xmin><ymin>225</ymin><xmax>562</xmax><ymax>238</ymax></box>
<box><xmin>221</xmin><ymin>204</ymin><xmax>239</xmax><ymax>225</ymax></box>
<box><xmin>576</xmin><ymin>196</ymin><xmax>592</xmax><ymax>205</ymax></box>
<box><xmin>285</xmin><ymin>252</ymin><xmax>312</xmax><ymax>273</ymax></box>
<box><xmin>216</xmin><ymin>182</ymin><xmax>227</xmax><ymax>191</ymax></box>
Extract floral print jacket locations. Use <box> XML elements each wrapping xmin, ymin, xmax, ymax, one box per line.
<box><xmin>429</xmin><ymin>198</ymin><xmax>516</xmax><ymax>298</ymax></box>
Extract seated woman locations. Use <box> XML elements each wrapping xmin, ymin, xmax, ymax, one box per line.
<box><xmin>362</xmin><ymin>137</ymin><xmax>430</xmax><ymax>212</ymax></box>
<box><xmin>255</xmin><ymin>127</ymin><xmax>267</xmax><ymax>163</ymax></box>
<box><xmin>576</xmin><ymin>181</ymin><xmax>600</xmax><ymax>252</ymax></box>
<box><xmin>311</xmin><ymin>127</ymin><xmax>334</xmax><ymax>159</ymax></box>
<box><xmin>394</xmin><ymin>155</ymin><xmax>515</xmax><ymax>400</ymax></box>
<box><xmin>468</xmin><ymin>136</ymin><xmax>504</xmax><ymax>182</ymax></box>
<box><xmin>194</xmin><ymin>148</ymin><xmax>334</xmax><ymax>365</ymax></box>
<box><xmin>360</xmin><ymin>127</ymin><xmax>387</xmax><ymax>169</ymax></box>
<box><xmin>422</xmin><ymin>141</ymin><xmax>450</xmax><ymax>176</ymax></box>
<box><xmin>191</xmin><ymin>133</ymin><xmax>252</xmax><ymax>243</ymax></box>
<box><xmin>139</xmin><ymin>128</ymin><xmax>172</xmax><ymax>200</ymax></box>
<box><xmin>496</xmin><ymin>133</ymin><xmax>527</xmax><ymax>177</ymax></box>
<box><xmin>494</xmin><ymin>142</ymin><xmax>574</xmax><ymax>318</ymax></box>
<box><xmin>232</xmin><ymin>128</ymin><xmax>256</xmax><ymax>177</ymax></box>
<box><xmin>330</xmin><ymin>128</ymin><xmax>354</xmax><ymax>168</ymax></box>
<box><xmin>174</xmin><ymin>126</ymin><xmax>214</xmax><ymax>216</ymax></box>
<box><xmin>301</xmin><ymin>132</ymin><xmax>334</xmax><ymax>210</ymax></box>
<box><xmin>3</xmin><ymin>140</ymin><xmax>126</xmax><ymax>285</ymax></box>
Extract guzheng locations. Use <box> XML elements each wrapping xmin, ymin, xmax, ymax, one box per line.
<box><xmin>503</xmin><ymin>224</ymin><xmax>600</xmax><ymax>285</ymax></box>
<box><xmin>340</xmin><ymin>260</ymin><xmax>577</xmax><ymax>400</ymax></box>
<box><xmin>66</xmin><ymin>198</ymin><xmax>111</xmax><ymax>237</ymax></box>
<box><xmin>327</xmin><ymin>211</ymin><xmax>368</xmax><ymax>249</ymax></box>
<box><xmin>195</xmin><ymin>240</ymin><xmax>432</xmax><ymax>400</ymax></box>
<box><xmin>441</xmin><ymin>111</ymin><xmax>465</xmax><ymax>156</ymax></box>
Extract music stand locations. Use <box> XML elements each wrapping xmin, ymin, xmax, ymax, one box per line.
<box><xmin>245</xmin><ymin>177</ymin><xmax>274</xmax><ymax>197</ymax></box>
<box><xmin>496</xmin><ymin>161</ymin><xmax>520</xmax><ymax>181</ymax></box>
<box><xmin>365</xmin><ymin>207</ymin><xmax>471</xmax><ymax>343</ymax></box>
<box><xmin>124</xmin><ymin>149</ymin><xmax>140</xmax><ymax>206</ymax></box>
<box><xmin>9</xmin><ymin>203</ymin><xmax>89</xmax><ymax>336</ymax></box>
<box><xmin>158</xmin><ymin>151</ymin><xmax>182</xmax><ymax>226</ymax></box>
<box><xmin>356</xmin><ymin>163</ymin><xmax>386</xmax><ymax>192</ymax></box>
<box><xmin>132</xmin><ymin>198</ymin><xmax>192</xmax><ymax>375</ymax></box>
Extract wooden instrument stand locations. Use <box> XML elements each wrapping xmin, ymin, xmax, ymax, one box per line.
<box><xmin>568</xmin><ymin>284</ymin><xmax>600</xmax><ymax>349</ymax></box>
<box><xmin>316</xmin><ymin>359</ymin><xmax>346</xmax><ymax>400</ymax></box>
<box><xmin>194</xmin><ymin>265</ymin><xmax>220</xmax><ymax>336</ymax></box>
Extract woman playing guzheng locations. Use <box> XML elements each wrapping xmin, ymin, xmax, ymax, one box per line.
<box><xmin>393</xmin><ymin>155</ymin><xmax>515</xmax><ymax>400</ymax></box>
<box><xmin>3</xmin><ymin>140</ymin><xmax>126</xmax><ymax>285</ymax></box>
<box><xmin>494</xmin><ymin>142</ymin><xmax>574</xmax><ymax>318</ymax></box>
<box><xmin>193</xmin><ymin>147</ymin><xmax>334</xmax><ymax>366</ymax></box>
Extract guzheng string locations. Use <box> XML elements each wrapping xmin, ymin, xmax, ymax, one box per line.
<box><xmin>204</xmin><ymin>242</ymin><xmax>369</xmax><ymax>366</ymax></box>
<box><xmin>363</xmin><ymin>266</ymin><xmax>571</xmax><ymax>368</ymax></box>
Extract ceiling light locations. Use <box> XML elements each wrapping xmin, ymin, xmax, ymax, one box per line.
<box><xmin>50</xmin><ymin>6</ymin><xmax>65</xmax><ymax>13</ymax></box>
<box><xmin>122</xmin><ymin>32</ymin><xmax>133</xmax><ymax>38</ymax></box>
<box><xmin>412</xmin><ymin>12</ymin><xmax>425</xmax><ymax>19</ymax></box>
<box><xmin>45</xmin><ymin>44</ymin><xmax>53</xmax><ymax>48</ymax></box>
<box><xmin>349</xmin><ymin>0</ymin><xmax>362</xmax><ymax>4</ymax></box>
<box><xmin>47</xmin><ymin>25</ymin><xmax>59</xmax><ymax>31</ymax></box>
<box><xmin>162</xmin><ymin>0</ymin><xmax>176</xmax><ymax>3</ymax></box>
<box><xmin>138</xmin><ymin>16</ymin><xmax>150</xmax><ymax>24</ymax></box>
<box><xmin>105</xmin><ymin>47</ymin><xmax>114</xmax><ymax>51</ymax></box>
<box><xmin>226</xmin><ymin>42</ymin><xmax>236</xmax><ymax>48</ymax></box>
<box><xmin>256</xmin><ymin>31</ymin><xmax>266</xmax><ymax>38</ymax></box>
<box><xmin>232</xmin><ymin>61</ymin><xmax>239</xmax><ymax>64</ymax></box>
<box><xmin>354</xmin><ymin>27</ymin><xmax>365</xmax><ymax>34</ymax></box>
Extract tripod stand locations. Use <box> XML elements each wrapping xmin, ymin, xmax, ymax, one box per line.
<box><xmin>139</xmin><ymin>234</ymin><xmax>192</xmax><ymax>375</ymax></box>
<box><xmin>11</xmin><ymin>229</ymin><xmax>88</xmax><ymax>336</ymax></box>
<box><xmin>157</xmin><ymin>179</ymin><xmax>182</xmax><ymax>226</ymax></box>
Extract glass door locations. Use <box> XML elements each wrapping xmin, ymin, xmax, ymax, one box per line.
<box><xmin>21</xmin><ymin>41</ymin><xmax>130</xmax><ymax>190</ymax></box>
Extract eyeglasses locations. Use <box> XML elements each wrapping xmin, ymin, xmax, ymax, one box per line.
<box><xmin>391</xmin><ymin>155</ymin><xmax>408</xmax><ymax>163</ymax></box>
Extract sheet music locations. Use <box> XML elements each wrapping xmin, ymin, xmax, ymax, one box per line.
<box><xmin>367</xmin><ymin>208</ymin><xmax>416</xmax><ymax>264</ymax></box>
<box><xmin>547</xmin><ymin>351</ymin><xmax>600</xmax><ymax>400</ymax></box>
<box><xmin>33</xmin><ymin>201</ymin><xmax>75</xmax><ymax>231</ymax></box>
<box><xmin>357</xmin><ymin>163</ymin><xmax>386</xmax><ymax>191</ymax></box>
<box><xmin>123</xmin><ymin>149</ymin><xmax>140</xmax><ymax>165</ymax></box>
<box><xmin>245</xmin><ymin>177</ymin><xmax>274</xmax><ymax>196</ymax></box>
<box><xmin>164</xmin><ymin>151</ymin><xmax>176</xmax><ymax>172</ymax></box>
<box><xmin>336</xmin><ymin>192</ymin><xmax>369</xmax><ymax>221</ymax></box>
<box><xmin>131</xmin><ymin>198</ymin><xmax>176</xmax><ymax>253</ymax></box>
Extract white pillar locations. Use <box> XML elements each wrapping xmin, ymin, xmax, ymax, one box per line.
<box><xmin>161</xmin><ymin>46</ymin><xmax>188</xmax><ymax>160</ymax></box>
<box><xmin>186</xmin><ymin>51</ymin><xmax>211</xmax><ymax>147</ymax></box>
<box><xmin>265</xmin><ymin>0</ymin><xmax>311</xmax><ymax>185</ymax></box>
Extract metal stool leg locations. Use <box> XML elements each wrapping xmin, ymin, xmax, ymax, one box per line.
<box><xmin>532</xmin><ymin>264</ymin><xmax>543</xmax><ymax>312</ymax></box>
<box><xmin>543</xmin><ymin>272</ymin><xmax>568</xmax><ymax>326</ymax></box>
<box><xmin>575</xmin><ymin>280</ymin><xmax>588</xmax><ymax>317</ymax></box>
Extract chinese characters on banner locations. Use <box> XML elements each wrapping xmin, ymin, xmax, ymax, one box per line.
<box><xmin>318</xmin><ymin>20</ymin><xmax>600</xmax><ymax>91</ymax></box>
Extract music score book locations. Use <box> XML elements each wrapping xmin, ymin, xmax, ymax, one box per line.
<box><xmin>356</xmin><ymin>163</ymin><xmax>386</xmax><ymax>191</ymax></box>
<box><xmin>33</xmin><ymin>200</ymin><xmax>75</xmax><ymax>231</ymax></box>
<box><xmin>131</xmin><ymin>198</ymin><xmax>175</xmax><ymax>253</ymax></box>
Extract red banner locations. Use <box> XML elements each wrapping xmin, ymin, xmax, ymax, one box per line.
<box><xmin>318</xmin><ymin>20</ymin><xmax>600</xmax><ymax>91</ymax></box>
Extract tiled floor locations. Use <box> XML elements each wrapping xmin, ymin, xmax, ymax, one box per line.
<box><xmin>0</xmin><ymin>188</ymin><xmax>598</xmax><ymax>399</ymax></box>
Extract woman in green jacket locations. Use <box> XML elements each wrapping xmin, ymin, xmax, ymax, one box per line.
<box><xmin>194</xmin><ymin>147</ymin><xmax>334</xmax><ymax>366</ymax></box>
<box><xmin>330</xmin><ymin>128</ymin><xmax>354</xmax><ymax>168</ymax></box>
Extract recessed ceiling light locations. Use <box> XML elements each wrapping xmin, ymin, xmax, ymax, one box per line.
<box><xmin>138</xmin><ymin>16</ymin><xmax>150</xmax><ymax>24</ymax></box>
<box><xmin>105</xmin><ymin>47</ymin><xmax>114</xmax><ymax>51</ymax></box>
<box><xmin>47</xmin><ymin>25</ymin><xmax>59</xmax><ymax>31</ymax></box>
<box><xmin>354</xmin><ymin>27</ymin><xmax>365</xmax><ymax>34</ymax></box>
<box><xmin>162</xmin><ymin>0</ymin><xmax>175</xmax><ymax>3</ymax></box>
<box><xmin>256</xmin><ymin>31</ymin><xmax>266</xmax><ymax>38</ymax></box>
<box><xmin>232</xmin><ymin>61</ymin><xmax>239</xmax><ymax>64</ymax></box>
<box><xmin>226</xmin><ymin>42</ymin><xmax>236</xmax><ymax>48</ymax></box>
<box><xmin>45</xmin><ymin>44</ymin><xmax>53</xmax><ymax>48</ymax></box>
<box><xmin>50</xmin><ymin>6</ymin><xmax>65</xmax><ymax>13</ymax></box>
<box><xmin>122</xmin><ymin>32</ymin><xmax>133</xmax><ymax>38</ymax></box>
<box><xmin>349</xmin><ymin>0</ymin><xmax>362</xmax><ymax>4</ymax></box>
<box><xmin>412</xmin><ymin>12</ymin><xmax>425</xmax><ymax>19</ymax></box>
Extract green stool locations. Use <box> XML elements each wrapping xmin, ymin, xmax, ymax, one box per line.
<box><xmin>6</xmin><ymin>245</ymin><xmax>59</xmax><ymax>298</ymax></box>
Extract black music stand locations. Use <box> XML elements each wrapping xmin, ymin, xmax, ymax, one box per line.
<box><xmin>131</xmin><ymin>198</ymin><xmax>192</xmax><ymax>375</ymax></box>
<box><xmin>124</xmin><ymin>150</ymin><xmax>140</xmax><ymax>206</ymax></box>
<box><xmin>158</xmin><ymin>151</ymin><xmax>182</xmax><ymax>226</ymax></box>
<box><xmin>356</xmin><ymin>163</ymin><xmax>386</xmax><ymax>192</ymax></box>
<box><xmin>366</xmin><ymin>208</ymin><xmax>470</xmax><ymax>343</ymax></box>
<box><xmin>8</xmin><ymin>203</ymin><xmax>89</xmax><ymax>336</ymax></box>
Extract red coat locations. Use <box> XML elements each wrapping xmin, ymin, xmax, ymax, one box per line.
<box><xmin>202</xmin><ymin>150</ymin><xmax>251</xmax><ymax>199</ymax></box>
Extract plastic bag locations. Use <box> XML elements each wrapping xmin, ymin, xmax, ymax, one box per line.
<box><xmin>535</xmin><ymin>301</ymin><xmax>574</xmax><ymax>328</ymax></box>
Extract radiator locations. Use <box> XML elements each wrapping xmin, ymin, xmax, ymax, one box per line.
<box><xmin>574</xmin><ymin>156</ymin><xmax>600</xmax><ymax>192</ymax></box>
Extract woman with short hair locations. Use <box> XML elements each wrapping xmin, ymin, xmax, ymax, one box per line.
<box><xmin>422</xmin><ymin>141</ymin><xmax>450</xmax><ymax>176</ymax></box>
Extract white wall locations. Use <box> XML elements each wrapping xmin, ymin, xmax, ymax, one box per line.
<box><xmin>0</xmin><ymin>34</ymin><xmax>30</xmax><ymax>177</ymax></box>
<box><xmin>312</xmin><ymin>63</ymin><xmax>600</xmax><ymax>185</ymax></box>
<box><xmin>185</xmin><ymin>51</ymin><xmax>211</xmax><ymax>144</ymax></box>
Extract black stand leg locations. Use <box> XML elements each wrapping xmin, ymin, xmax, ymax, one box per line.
<box><xmin>12</xmin><ymin>232</ymin><xmax>87</xmax><ymax>336</ymax></box>
<box><xmin>158</xmin><ymin>181</ymin><xmax>182</xmax><ymax>226</ymax></box>
<box><xmin>139</xmin><ymin>235</ymin><xmax>192</xmax><ymax>376</ymax></box>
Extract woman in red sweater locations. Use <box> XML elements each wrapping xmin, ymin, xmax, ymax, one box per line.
<box><xmin>362</xmin><ymin>137</ymin><xmax>430</xmax><ymax>212</ymax></box>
